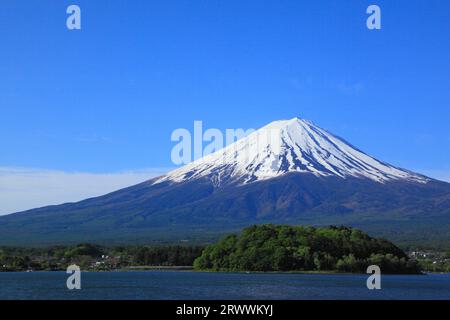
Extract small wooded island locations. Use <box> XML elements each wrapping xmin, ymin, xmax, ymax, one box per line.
<box><xmin>194</xmin><ymin>224</ymin><xmax>421</xmax><ymax>274</ymax></box>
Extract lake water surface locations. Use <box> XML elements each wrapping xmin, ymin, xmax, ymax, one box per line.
<box><xmin>0</xmin><ymin>271</ymin><xmax>449</xmax><ymax>300</ymax></box>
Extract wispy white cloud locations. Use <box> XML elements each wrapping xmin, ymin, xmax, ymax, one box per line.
<box><xmin>0</xmin><ymin>167</ymin><xmax>171</xmax><ymax>215</ymax></box>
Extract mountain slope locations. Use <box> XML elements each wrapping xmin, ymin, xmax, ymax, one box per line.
<box><xmin>0</xmin><ymin>117</ymin><xmax>448</xmax><ymax>246</ymax></box>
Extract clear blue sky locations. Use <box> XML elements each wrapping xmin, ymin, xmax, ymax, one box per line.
<box><xmin>1</xmin><ymin>0</ymin><xmax>449</xmax><ymax>176</ymax></box>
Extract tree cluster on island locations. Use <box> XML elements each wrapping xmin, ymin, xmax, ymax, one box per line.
<box><xmin>194</xmin><ymin>224</ymin><xmax>422</xmax><ymax>274</ymax></box>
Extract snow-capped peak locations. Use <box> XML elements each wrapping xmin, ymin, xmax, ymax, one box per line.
<box><xmin>155</xmin><ymin>117</ymin><xmax>428</xmax><ymax>186</ymax></box>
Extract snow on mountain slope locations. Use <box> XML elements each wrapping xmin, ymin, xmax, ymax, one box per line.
<box><xmin>155</xmin><ymin>117</ymin><xmax>428</xmax><ymax>186</ymax></box>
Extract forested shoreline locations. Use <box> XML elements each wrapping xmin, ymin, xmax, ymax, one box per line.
<box><xmin>1</xmin><ymin>224</ymin><xmax>449</xmax><ymax>273</ymax></box>
<box><xmin>0</xmin><ymin>244</ymin><xmax>204</xmax><ymax>271</ymax></box>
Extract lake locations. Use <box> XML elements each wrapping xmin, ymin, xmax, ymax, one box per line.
<box><xmin>0</xmin><ymin>271</ymin><xmax>449</xmax><ymax>300</ymax></box>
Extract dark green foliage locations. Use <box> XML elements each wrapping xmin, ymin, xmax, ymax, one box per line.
<box><xmin>0</xmin><ymin>244</ymin><xmax>204</xmax><ymax>271</ymax></box>
<box><xmin>64</xmin><ymin>243</ymin><xmax>104</xmax><ymax>258</ymax></box>
<box><xmin>125</xmin><ymin>245</ymin><xmax>204</xmax><ymax>266</ymax></box>
<box><xmin>194</xmin><ymin>224</ymin><xmax>421</xmax><ymax>274</ymax></box>
<box><xmin>415</xmin><ymin>251</ymin><xmax>450</xmax><ymax>272</ymax></box>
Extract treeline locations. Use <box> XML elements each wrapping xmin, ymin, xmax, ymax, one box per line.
<box><xmin>419</xmin><ymin>260</ymin><xmax>450</xmax><ymax>273</ymax></box>
<box><xmin>194</xmin><ymin>224</ymin><xmax>421</xmax><ymax>274</ymax></box>
<box><xmin>3</xmin><ymin>225</ymin><xmax>445</xmax><ymax>274</ymax></box>
<box><xmin>0</xmin><ymin>244</ymin><xmax>204</xmax><ymax>271</ymax></box>
<box><xmin>122</xmin><ymin>245</ymin><xmax>204</xmax><ymax>266</ymax></box>
<box><xmin>414</xmin><ymin>251</ymin><xmax>450</xmax><ymax>273</ymax></box>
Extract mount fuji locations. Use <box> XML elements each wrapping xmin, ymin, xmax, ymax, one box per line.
<box><xmin>0</xmin><ymin>117</ymin><xmax>449</xmax><ymax>246</ymax></box>
<box><xmin>157</xmin><ymin>117</ymin><xmax>428</xmax><ymax>185</ymax></box>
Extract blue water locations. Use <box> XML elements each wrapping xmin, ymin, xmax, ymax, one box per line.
<box><xmin>0</xmin><ymin>271</ymin><xmax>449</xmax><ymax>300</ymax></box>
